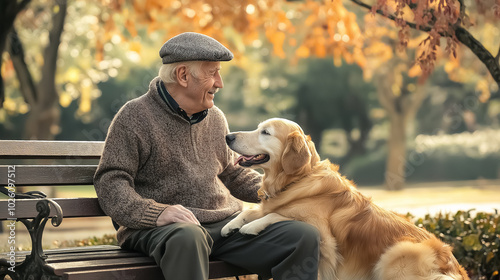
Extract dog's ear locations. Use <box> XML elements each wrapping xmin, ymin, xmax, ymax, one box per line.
<box><xmin>305</xmin><ymin>135</ymin><xmax>320</xmax><ymax>166</ymax></box>
<box><xmin>281</xmin><ymin>131</ymin><xmax>311</xmax><ymax>174</ymax></box>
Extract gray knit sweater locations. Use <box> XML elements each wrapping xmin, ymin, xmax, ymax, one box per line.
<box><xmin>94</xmin><ymin>77</ymin><xmax>262</xmax><ymax>244</ymax></box>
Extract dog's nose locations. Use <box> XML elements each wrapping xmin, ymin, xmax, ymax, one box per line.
<box><xmin>226</xmin><ymin>134</ymin><xmax>236</xmax><ymax>145</ymax></box>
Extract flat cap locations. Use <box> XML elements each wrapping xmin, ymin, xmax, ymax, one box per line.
<box><xmin>159</xmin><ymin>32</ymin><xmax>234</xmax><ymax>64</ymax></box>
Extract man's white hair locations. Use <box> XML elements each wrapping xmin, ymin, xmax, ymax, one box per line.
<box><xmin>158</xmin><ymin>61</ymin><xmax>203</xmax><ymax>84</ymax></box>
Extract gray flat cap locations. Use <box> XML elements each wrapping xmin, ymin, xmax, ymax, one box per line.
<box><xmin>159</xmin><ymin>32</ymin><xmax>234</xmax><ymax>64</ymax></box>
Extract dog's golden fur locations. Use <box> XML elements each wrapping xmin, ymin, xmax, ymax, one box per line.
<box><xmin>222</xmin><ymin>118</ymin><xmax>469</xmax><ymax>280</ymax></box>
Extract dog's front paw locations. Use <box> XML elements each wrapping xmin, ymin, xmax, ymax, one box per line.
<box><xmin>239</xmin><ymin>221</ymin><xmax>266</xmax><ymax>236</ymax></box>
<box><xmin>221</xmin><ymin>219</ymin><xmax>244</xmax><ymax>237</ymax></box>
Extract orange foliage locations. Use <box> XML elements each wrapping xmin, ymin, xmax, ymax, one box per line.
<box><xmin>99</xmin><ymin>0</ymin><xmax>499</xmax><ymax>89</ymax></box>
<box><xmin>99</xmin><ymin>0</ymin><xmax>365</xmax><ymax>67</ymax></box>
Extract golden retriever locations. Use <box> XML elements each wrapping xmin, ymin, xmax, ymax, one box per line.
<box><xmin>221</xmin><ymin>118</ymin><xmax>469</xmax><ymax>280</ymax></box>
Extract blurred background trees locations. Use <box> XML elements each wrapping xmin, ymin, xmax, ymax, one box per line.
<box><xmin>1</xmin><ymin>0</ymin><xmax>499</xmax><ymax>189</ymax></box>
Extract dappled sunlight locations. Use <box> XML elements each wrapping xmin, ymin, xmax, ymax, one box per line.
<box><xmin>359</xmin><ymin>180</ymin><xmax>500</xmax><ymax>217</ymax></box>
<box><xmin>415</xmin><ymin>129</ymin><xmax>500</xmax><ymax>156</ymax></box>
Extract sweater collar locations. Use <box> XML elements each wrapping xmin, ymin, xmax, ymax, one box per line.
<box><xmin>156</xmin><ymin>80</ymin><xmax>208</xmax><ymax>125</ymax></box>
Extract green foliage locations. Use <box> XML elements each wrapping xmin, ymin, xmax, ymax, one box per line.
<box><xmin>342</xmin><ymin>146</ymin><xmax>387</xmax><ymax>184</ymax></box>
<box><xmin>412</xmin><ymin>210</ymin><xmax>500</xmax><ymax>280</ymax></box>
<box><xmin>289</xmin><ymin>58</ymin><xmax>375</xmax><ymax>151</ymax></box>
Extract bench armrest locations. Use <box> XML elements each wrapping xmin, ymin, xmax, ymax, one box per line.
<box><xmin>0</xmin><ymin>199</ymin><xmax>64</xmax><ymax>279</ymax></box>
<box><xmin>20</xmin><ymin>199</ymin><xmax>64</xmax><ymax>260</ymax></box>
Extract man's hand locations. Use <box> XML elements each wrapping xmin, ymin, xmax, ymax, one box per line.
<box><xmin>157</xmin><ymin>204</ymin><xmax>200</xmax><ymax>226</ymax></box>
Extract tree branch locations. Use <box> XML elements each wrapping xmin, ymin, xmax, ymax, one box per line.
<box><xmin>349</xmin><ymin>0</ymin><xmax>434</xmax><ymax>33</ymax></box>
<box><xmin>8</xmin><ymin>28</ymin><xmax>37</xmax><ymax>107</ymax></box>
<box><xmin>456</xmin><ymin>0</ymin><xmax>466</xmax><ymax>20</ymax></box>
<box><xmin>454</xmin><ymin>26</ymin><xmax>500</xmax><ymax>86</ymax></box>
<box><xmin>350</xmin><ymin>0</ymin><xmax>500</xmax><ymax>87</ymax></box>
<box><xmin>376</xmin><ymin>81</ymin><xmax>398</xmax><ymax>116</ymax></box>
<box><xmin>496</xmin><ymin>43</ymin><xmax>500</xmax><ymax>64</ymax></box>
<box><xmin>403</xmin><ymin>83</ymin><xmax>428</xmax><ymax>123</ymax></box>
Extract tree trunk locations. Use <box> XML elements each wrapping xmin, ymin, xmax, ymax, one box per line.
<box><xmin>8</xmin><ymin>27</ymin><xmax>60</xmax><ymax>140</ymax></box>
<box><xmin>0</xmin><ymin>0</ymin><xmax>32</xmax><ymax>106</ymax></box>
<box><xmin>375</xmin><ymin>60</ymin><xmax>428</xmax><ymax>190</ymax></box>
<box><xmin>385</xmin><ymin>115</ymin><xmax>407</xmax><ymax>190</ymax></box>
<box><xmin>23</xmin><ymin>0</ymin><xmax>67</xmax><ymax>139</ymax></box>
<box><xmin>24</xmin><ymin>103</ymin><xmax>61</xmax><ymax>139</ymax></box>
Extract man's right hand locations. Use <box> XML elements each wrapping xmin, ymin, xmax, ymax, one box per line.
<box><xmin>157</xmin><ymin>204</ymin><xmax>201</xmax><ymax>226</ymax></box>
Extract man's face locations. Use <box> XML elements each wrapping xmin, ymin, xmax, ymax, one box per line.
<box><xmin>185</xmin><ymin>61</ymin><xmax>223</xmax><ymax>114</ymax></box>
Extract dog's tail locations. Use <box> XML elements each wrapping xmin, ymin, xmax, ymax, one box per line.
<box><xmin>374</xmin><ymin>238</ymin><xmax>469</xmax><ymax>280</ymax></box>
<box><xmin>423</xmin><ymin>237</ymin><xmax>470</xmax><ymax>280</ymax></box>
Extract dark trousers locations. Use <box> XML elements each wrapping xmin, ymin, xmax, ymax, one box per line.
<box><xmin>122</xmin><ymin>214</ymin><xmax>320</xmax><ymax>280</ymax></box>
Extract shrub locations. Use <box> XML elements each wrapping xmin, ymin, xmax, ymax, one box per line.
<box><xmin>341</xmin><ymin>147</ymin><xmax>386</xmax><ymax>185</ymax></box>
<box><xmin>411</xmin><ymin>210</ymin><xmax>500</xmax><ymax>280</ymax></box>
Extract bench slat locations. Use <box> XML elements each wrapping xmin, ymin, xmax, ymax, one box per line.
<box><xmin>47</xmin><ymin>251</ymin><xmax>144</xmax><ymax>263</ymax></box>
<box><xmin>0</xmin><ymin>198</ymin><xmax>105</xmax><ymax>219</ymax></box>
<box><xmin>0</xmin><ymin>246</ymin><xmax>122</xmax><ymax>260</ymax></box>
<box><xmin>0</xmin><ymin>165</ymin><xmax>97</xmax><ymax>186</ymax></box>
<box><xmin>60</xmin><ymin>261</ymin><xmax>253</xmax><ymax>280</ymax></box>
<box><xmin>0</xmin><ymin>246</ymin><xmax>125</xmax><ymax>264</ymax></box>
<box><xmin>0</xmin><ymin>140</ymin><xmax>104</xmax><ymax>159</ymax></box>
<box><xmin>44</xmin><ymin>245</ymin><xmax>122</xmax><ymax>255</ymax></box>
<box><xmin>61</xmin><ymin>265</ymin><xmax>162</xmax><ymax>280</ymax></box>
<box><xmin>1</xmin><ymin>246</ymin><xmax>253</xmax><ymax>279</ymax></box>
<box><xmin>51</xmin><ymin>256</ymin><xmax>157</xmax><ymax>275</ymax></box>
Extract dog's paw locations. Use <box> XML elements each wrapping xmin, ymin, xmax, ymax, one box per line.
<box><xmin>239</xmin><ymin>221</ymin><xmax>266</xmax><ymax>236</ymax></box>
<box><xmin>220</xmin><ymin>224</ymin><xmax>238</xmax><ymax>237</ymax></box>
<box><xmin>221</xmin><ymin>220</ymin><xmax>244</xmax><ymax>237</ymax></box>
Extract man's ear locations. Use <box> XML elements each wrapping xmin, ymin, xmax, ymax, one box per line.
<box><xmin>281</xmin><ymin>131</ymin><xmax>311</xmax><ymax>175</ymax></box>
<box><xmin>175</xmin><ymin>65</ymin><xmax>189</xmax><ymax>87</ymax></box>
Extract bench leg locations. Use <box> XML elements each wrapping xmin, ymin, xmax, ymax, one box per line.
<box><xmin>0</xmin><ymin>199</ymin><xmax>63</xmax><ymax>280</ymax></box>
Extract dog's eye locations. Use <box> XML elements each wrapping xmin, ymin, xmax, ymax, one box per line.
<box><xmin>261</xmin><ymin>129</ymin><xmax>270</xmax><ymax>136</ymax></box>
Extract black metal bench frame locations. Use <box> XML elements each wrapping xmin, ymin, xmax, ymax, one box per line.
<box><xmin>0</xmin><ymin>140</ymin><xmax>254</xmax><ymax>280</ymax></box>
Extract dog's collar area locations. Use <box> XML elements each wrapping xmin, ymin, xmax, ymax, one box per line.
<box><xmin>257</xmin><ymin>178</ymin><xmax>302</xmax><ymax>201</ymax></box>
<box><xmin>257</xmin><ymin>189</ymin><xmax>271</xmax><ymax>200</ymax></box>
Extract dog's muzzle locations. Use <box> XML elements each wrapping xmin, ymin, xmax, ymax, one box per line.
<box><xmin>226</xmin><ymin>134</ymin><xmax>236</xmax><ymax>146</ymax></box>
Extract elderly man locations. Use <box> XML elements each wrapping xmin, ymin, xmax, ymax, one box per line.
<box><xmin>94</xmin><ymin>32</ymin><xmax>320</xmax><ymax>280</ymax></box>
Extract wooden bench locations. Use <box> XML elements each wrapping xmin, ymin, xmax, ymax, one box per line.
<box><xmin>0</xmin><ymin>140</ymin><xmax>254</xmax><ymax>280</ymax></box>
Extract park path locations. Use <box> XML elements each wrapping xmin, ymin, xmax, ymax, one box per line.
<box><xmin>359</xmin><ymin>179</ymin><xmax>500</xmax><ymax>217</ymax></box>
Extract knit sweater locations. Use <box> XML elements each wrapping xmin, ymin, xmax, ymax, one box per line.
<box><xmin>94</xmin><ymin>76</ymin><xmax>262</xmax><ymax>244</ymax></box>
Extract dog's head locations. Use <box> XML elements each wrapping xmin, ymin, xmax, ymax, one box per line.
<box><xmin>226</xmin><ymin>118</ymin><xmax>320</xmax><ymax>175</ymax></box>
